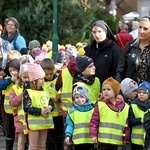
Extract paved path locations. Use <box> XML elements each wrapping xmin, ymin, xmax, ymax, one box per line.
<box><xmin>0</xmin><ymin>127</ymin><xmax>17</xmax><ymax>150</ymax></box>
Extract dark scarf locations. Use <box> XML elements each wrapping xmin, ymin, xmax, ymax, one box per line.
<box><xmin>2</xmin><ymin>30</ymin><xmax>18</xmax><ymax>43</ymax></box>
<box><xmin>136</xmin><ymin>98</ymin><xmax>150</xmax><ymax>112</ymax></box>
<box><xmin>73</xmin><ymin>72</ymin><xmax>95</xmax><ymax>85</ymax></box>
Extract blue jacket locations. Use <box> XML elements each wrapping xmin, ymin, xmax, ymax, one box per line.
<box><xmin>10</xmin><ymin>33</ymin><xmax>26</xmax><ymax>51</ymax></box>
<box><xmin>65</xmin><ymin>101</ymin><xmax>94</xmax><ymax>137</ymax></box>
<box><xmin>0</xmin><ymin>78</ymin><xmax>12</xmax><ymax>91</ymax></box>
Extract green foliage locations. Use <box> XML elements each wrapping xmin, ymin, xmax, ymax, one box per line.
<box><xmin>0</xmin><ymin>0</ymin><xmax>119</xmax><ymax>46</ymax></box>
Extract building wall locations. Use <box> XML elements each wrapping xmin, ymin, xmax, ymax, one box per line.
<box><xmin>116</xmin><ymin>0</ymin><xmax>138</xmax><ymax>17</ymax></box>
<box><xmin>138</xmin><ymin>0</ymin><xmax>150</xmax><ymax>17</ymax></box>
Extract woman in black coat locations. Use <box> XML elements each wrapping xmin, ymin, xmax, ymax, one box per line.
<box><xmin>115</xmin><ymin>16</ymin><xmax>150</xmax><ymax>85</ymax></box>
<box><xmin>85</xmin><ymin>20</ymin><xmax>121</xmax><ymax>84</ymax></box>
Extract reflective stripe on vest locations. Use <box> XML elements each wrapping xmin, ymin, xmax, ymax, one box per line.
<box><xmin>131</xmin><ymin>104</ymin><xmax>145</xmax><ymax>145</ymax></box>
<box><xmin>27</xmin><ymin>89</ymin><xmax>54</xmax><ymax>130</ymax></box>
<box><xmin>61</xmin><ymin>68</ymin><xmax>73</xmax><ymax>111</ymax></box>
<box><xmin>4</xmin><ymin>83</ymin><xmax>14</xmax><ymax>114</ymax></box>
<box><xmin>73</xmin><ymin>77</ymin><xmax>100</xmax><ymax>104</ymax></box>
<box><xmin>69</xmin><ymin>108</ymin><xmax>93</xmax><ymax>144</ymax></box>
<box><xmin>43</xmin><ymin>79</ymin><xmax>62</xmax><ymax>117</ymax></box>
<box><xmin>98</xmin><ymin>101</ymin><xmax>129</xmax><ymax>145</ymax></box>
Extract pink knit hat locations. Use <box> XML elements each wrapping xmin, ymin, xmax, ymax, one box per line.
<box><xmin>35</xmin><ymin>52</ymin><xmax>47</xmax><ymax>63</ymax></box>
<box><xmin>27</xmin><ymin>64</ymin><xmax>45</xmax><ymax>81</ymax></box>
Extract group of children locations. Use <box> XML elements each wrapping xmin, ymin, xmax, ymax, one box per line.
<box><xmin>1</xmin><ymin>41</ymin><xmax>150</xmax><ymax>150</ymax></box>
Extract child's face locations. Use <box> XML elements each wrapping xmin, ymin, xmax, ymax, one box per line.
<box><xmin>21</xmin><ymin>72</ymin><xmax>29</xmax><ymax>83</ymax></box>
<box><xmin>82</xmin><ymin>63</ymin><xmax>95</xmax><ymax>76</ymax></box>
<box><xmin>126</xmin><ymin>90</ymin><xmax>137</xmax><ymax>100</ymax></box>
<box><xmin>74</xmin><ymin>93</ymin><xmax>86</xmax><ymax>106</ymax></box>
<box><xmin>8</xmin><ymin>67</ymin><xmax>19</xmax><ymax>77</ymax></box>
<box><xmin>102</xmin><ymin>84</ymin><xmax>116</xmax><ymax>100</ymax></box>
<box><xmin>36</xmin><ymin>78</ymin><xmax>45</xmax><ymax>89</ymax></box>
<box><xmin>138</xmin><ymin>89</ymin><xmax>149</xmax><ymax>103</ymax></box>
<box><xmin>44</xmin><ymin>69</ymin><xmax>54</xmax><ymax>81</ymax></box>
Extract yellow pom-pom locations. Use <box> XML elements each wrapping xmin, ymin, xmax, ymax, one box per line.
<box><xmin>78</xmin><ymin>48</ymin><xmax>85</xmax><ymax>56</ymax></box>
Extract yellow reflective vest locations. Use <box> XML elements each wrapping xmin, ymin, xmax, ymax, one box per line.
<box><xmin>27</xmin><ymin>89</ymin><xmax>54</xmax><ymax>130</ymax></box>
<box><xmin>43</xmin><ymin>78</ymin><xmax>61</xmax><ymax>117</ymax></box>
<box><xmin>12</xmin><ymin>85</ymin><xmax>28</xmax><ymax>134</ymax></box>
<box><xmin>69</xmin><ymin>108</ymin><xmax>94</xmax><ymax>144</ymax></box>
<box><xmin>131</xmin><ymin>104</ymin><xmax>145</xmax><ymax>145</ymax></box>
<box><xmin>73</xmin><ymin>77</ymin><xmax>100</xmax><ymax>104</ymax></box>
<box><xmin>4</xmin><ymin>83</ymin><xmax>14</xmax><ymax>114</ymax></box>
<box><xmin>98</xmin><ymin>101</ymin><xmax>129</xmax><ymax>145</ymax></box>
<box><xmin>61</xmin><ymin>68</ymin><xmax>73</xmax><ymax>111</ymax></box>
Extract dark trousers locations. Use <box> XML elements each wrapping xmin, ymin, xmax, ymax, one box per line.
<box><xmin>5</xmin><ymin>113</ymin><xmax>15</xmax><ymax>150</ymax></box>
<box><xmin>46</xmin><ymin>116</ymin><xmax>65</xmax><ymax>150</ymax></box>
<box><xmin>99</xmin><ymin>145</ymin><xmax>118</xmax><ymax>150</ymax></box>
<box><xmin>74</xmin><ymin>144</ymin><xmax>94</xmax><ymax>150</ymax></box>
<box><xmin>131</xmin><ymin>143</ymin><xmax>143</xmax><ymax>150</ymax></box>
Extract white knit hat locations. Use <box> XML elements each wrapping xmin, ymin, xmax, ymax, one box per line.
<box><xmin>121</xmin><ymin>78</ymin><xmax>138</xmax><ymax>96</ymax></box>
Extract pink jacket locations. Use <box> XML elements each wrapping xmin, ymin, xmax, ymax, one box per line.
<box><xmin>89</xmin><ymin>96</ymin><xmax>130</xmax><ymax>142</ymax></box>
<box><xmin>9</xmin><ymin>88</ymin><xmax>24</xmax><ymax>134</ymax></box>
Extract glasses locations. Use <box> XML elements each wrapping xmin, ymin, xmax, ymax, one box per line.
<box><xmin>7</xmin><ymin>24</ymin><xmax>15</xmax><ymax>27</ymax></box>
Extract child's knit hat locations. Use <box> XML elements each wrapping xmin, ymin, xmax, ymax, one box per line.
<box><xmin>76</xmin><ymin>56</ymin><xmax>93</xmax><ymax>72</ymax></box>
<box><xmin>4</xmin><ymin>59</ymin><xmax>20</xmax><ymax>76</ymax></box>
<box><xmin>19</xmin><ymin>63</ymin><xmax>30</xmax><ymax>77</ymax></box>
<box><xmin>65</xmin><ymin>46</ymin><xmax>78</xmax><ymax>59</ymax></box>
<box><xmin>102</xmin><ymin>77</ymin><xmax>121</xmax><ymax>95</ymax></box>
<box><xmin>138</xmin><ymin>81</ymin><xmax>150</xmax><ymax>96</ymax></box>
<box><xmin>73</xmin><ymin>85</ymin><xmax>89</xmax><ymax>101</ymax></box>
<box><xmin>35</xmin><ymin>52</ymin><xmax>47</xmax><ymax>63</ymax></box>
<box><xmin>27</xmin><ymin>64</ymin><xmax>45</xmax><ymax>81</ymax></box>
<box><xmin>28</xmin><ymin>40</ymin><xmax>41</xmax><ymax>50</ymax></box>
<box><xmin>121</xmin><ymin>78</ymin><xmax>138</xmax><ymax>96</ymax></box>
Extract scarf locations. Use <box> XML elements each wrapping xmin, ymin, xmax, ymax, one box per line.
<box><xmin>2</xmin><ymin>31</ymin><xmax>18</xmax><ymax>43</ymax></box>
<box><xmin>136</xmin><ymin>99</ymin><xmax>150</xmax><ymax>112</ymax></box>
<box><xmin>74</xmin><ymin>72</ymin><xmax>95</xmax><ymax>85</ymax></box>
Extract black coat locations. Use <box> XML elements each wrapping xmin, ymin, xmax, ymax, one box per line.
<box><xmin>115</xmin><ymin>39</ymin><xmax>150</xmax><ymax>83</ymax></box>
<box><xmin>85</xmin><ymin>39</ymin><xmax>121</xmax><ymax>84</ymax></box>
<box><xmin>144</xmin><ymin>110</ymin><xmax>150</xmax><ymax>150</ymax></box>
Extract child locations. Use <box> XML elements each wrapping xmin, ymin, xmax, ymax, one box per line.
<box><xmin>55</xmin><ymin>46</ymin><xmax>78</xmax><ymax>116</ymax></box>
<box><xmin>89</xmin><ymin>77</ymin><xmax>130</xmax><ymax>150</ymax></box>
<box><xmin>74</xmin><ymin>56</ymin><xmax>101</xmax><ymax>104</ymax></box>
<box><xmin>121</xmin><ymin>78</ymin><xmax>138</xmax><ymax>105</ymax></box>
<box><xmin>9</xmin><ymin>63</ymin><xmax>30</xmax><ymax>150</ymax></box>
<box><xmin>41</xmin><ymin>58</ymin><xmax>64</xmax><ymax>150</ymax></box>
<box><xmin>129</xmin><ymin>81</ymin><xmax>150</xmax><ymax>150</ymax></box>
<box><xmin>3</xmin><ymin>59</ymin><xmax>20</xmax><ymax>150</ymax></box>
<box><xmin>23</xmin><ymin>64</ymin><xmax>54</xmax><ymax>150</ymax></box>
<box><xmin>65</xmin><ymin>85</ymin><xmax>94</xmax><ymax>150</ymax></box>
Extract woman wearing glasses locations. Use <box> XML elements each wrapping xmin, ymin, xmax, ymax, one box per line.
<box><xmin>116</xmin><ymin>16</ymin><xmax>150</xmax><ymax>85</ymax></box>
<box><xmin>84</xmin><ymin>20</ymin><xmax>121</xmax><ymax>84</ymax></box>
<box><xmin>1</xmin><ymin>17</ymin><xmax>26</xmax><ymax>52</ymax></box>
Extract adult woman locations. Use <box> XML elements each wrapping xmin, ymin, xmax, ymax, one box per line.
<box><xmin>115</xmin><ymin>16</ymin><xmax>150</xmax><ymax>85</ymax></box>
<box><xmin>84</xmin><ymin>20</ymin><xmax>122</xmax><ymax>84</ymax></box>
<box><xmin>2</xmin><ymin>17</ymin><xmax>26</xmax><ymax>51</ymax></box>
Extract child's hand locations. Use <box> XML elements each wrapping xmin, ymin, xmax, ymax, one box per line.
<box><xmin>65</xmin><ymin>137</ymin><xmax>71</xmax><ymax>145</ymax></box>
<box><xmin>91</xmin><ymin>137</ymin><xmax>98</xmax><ymax>143</ymax></box>
<box><xmin>11</xmin><ymin>75</ymin><xmax>18</xmax><ymax>83</ymax></box>
<box><xmin>44</xmin><ymin>105</ymin><xmax>52</xmax><ymax>115</ymax></box>
<box><xmin>41</xmin><ymin>109</ymin><xmax>48</xmax><ymax>119</ymax></box>
<box><xmin>141</xmin><ymin>118</ymin><xmax>144</xmax><ymax>123</ymax></box>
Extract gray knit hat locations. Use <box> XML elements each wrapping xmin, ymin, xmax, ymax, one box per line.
<box><xmin>28</xmin><ymin>40</ymin><xmax>41</xmax><ymax>50</ymax></box>
<box><xmin>121</xmin><ymin>78</ymin><xmax>138</xmax><ymax>96</ymax></box>
<box><xmin>73</xmin><ymin>85</ymin><xmax>89</xmax><ymax>101</ymax></box>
